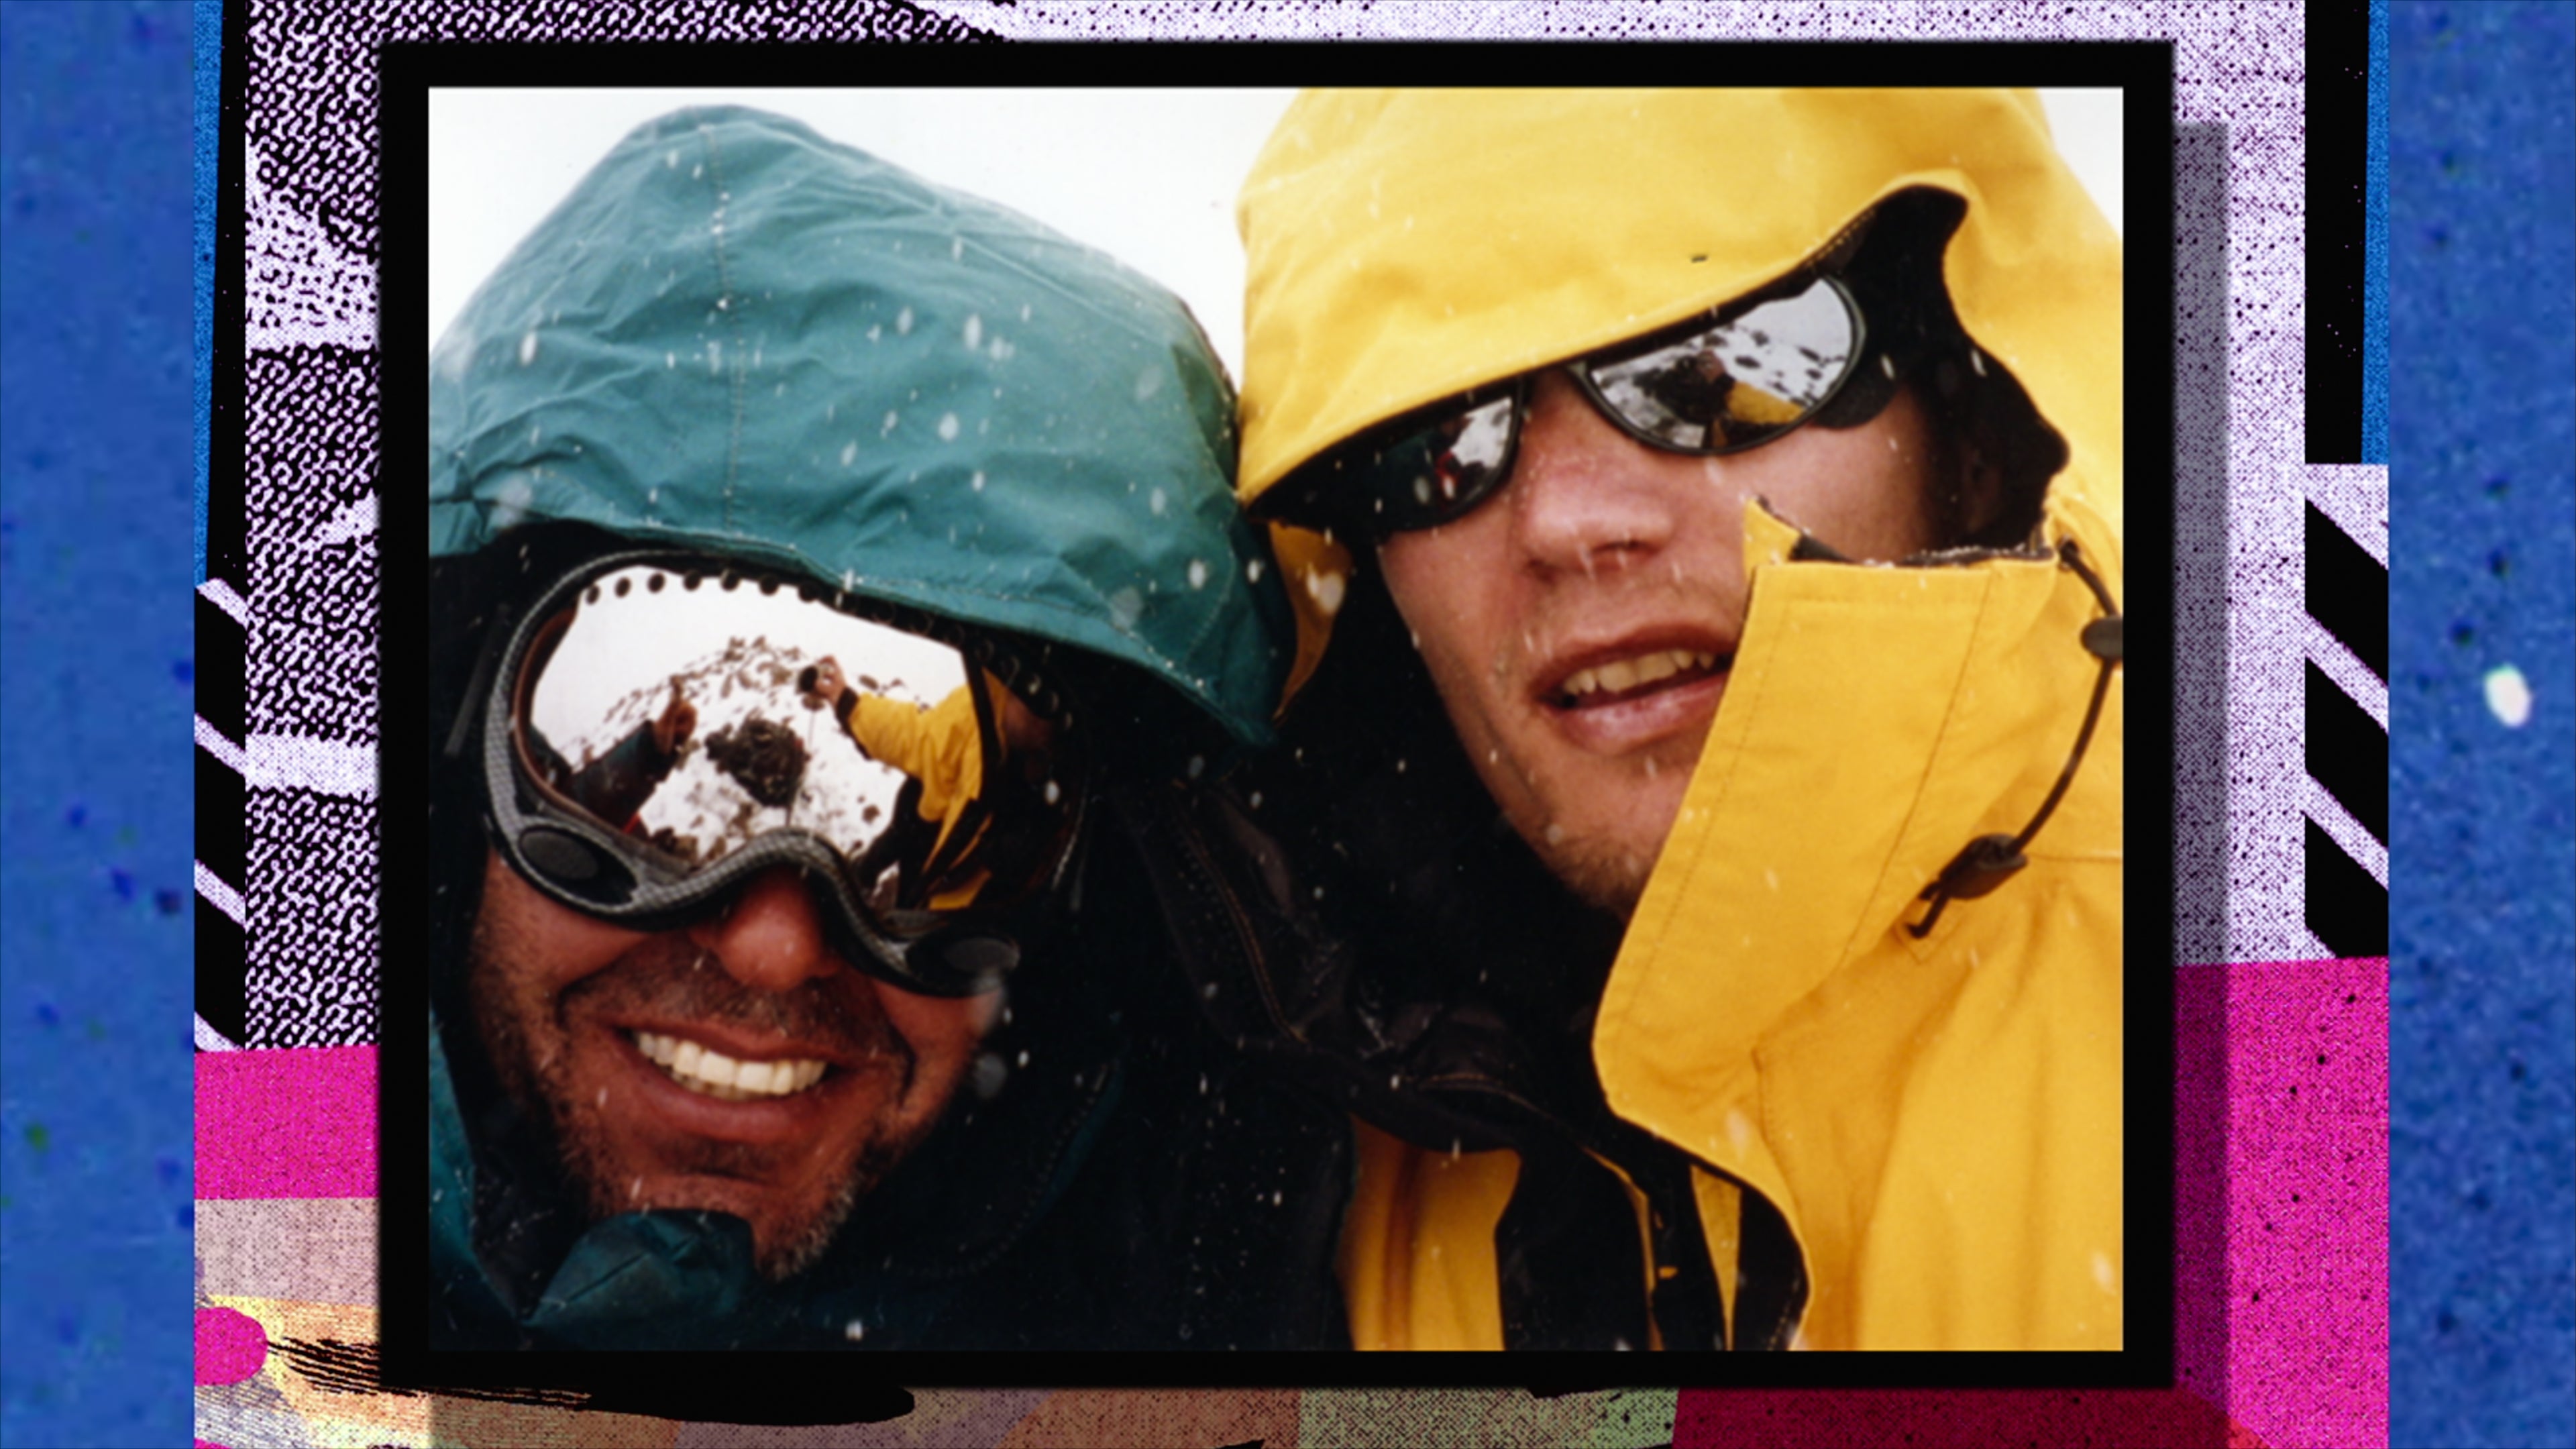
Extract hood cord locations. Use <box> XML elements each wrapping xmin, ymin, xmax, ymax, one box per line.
<box><xmin>1908</xmin><ymin>537</ymin><xmax>2123</xmax><ymax>938</ymax></box>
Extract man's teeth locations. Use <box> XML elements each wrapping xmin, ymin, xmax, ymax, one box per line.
<box><xmin>632</xmin><ymin>1031</ymin><xmax>827</xmax><ymax>1102</ymax></box>
<box><xmin>1561</xmin><ymin>649</ymin><xmax>1721</xmax><ymax>702</ymax></box>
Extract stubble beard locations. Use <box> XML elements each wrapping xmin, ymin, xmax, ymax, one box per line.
<box><xmin>464</xmin><ymin>912</ymin><xmax>920</xmax><ymax>1283</ymax></box>
<box><xmin>1532</xmin><ymin>829</ymin><xmax>1652</xmax><ymax>920</ymax></box>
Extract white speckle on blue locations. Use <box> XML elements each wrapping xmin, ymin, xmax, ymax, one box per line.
<box><xmin>937</xmin><ymin>413</ymin><xmax>960</xmax><ymax>442</ymax></box>
<box><xmin>2485</xmin><ymin>664</ymin><xmax>2533</xmax><ymax>727</ymax></box>
<box><xmin>841</xmin><ymin>441</ymin><xmax>859</xmax><ymax>468</ymax></box>
<box><xmin>896</xmin><ymin>307</ymin><xmax>914</xmax><ymax>336</ymax></box>
<box><xmin>518</xmin><ymin>331</ymin><xmax>539</xmax><ymax>366</ymax></box>
<box><xmin>963</xmin><ymin>313</ymin><xmax>982</xmax><ymax>350</ymax></box>
<box><xmin>1187</xmin><ymin>559</ymin><xmax>1209</xmax><ymax>590</ymax></box>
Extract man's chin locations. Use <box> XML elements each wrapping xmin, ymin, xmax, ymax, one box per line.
<box><xmin>570</xmin><ymin>1150</ymin><xmax>888</xmax><ymax>1283</ymax></box>
<box><xmin>1513</xmin><ymin>814</ymin><xmax>1665</xmax><ymax>921</ymax></box>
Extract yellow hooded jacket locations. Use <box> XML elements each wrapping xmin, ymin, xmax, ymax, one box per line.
<box><xmin>842</xmin><ymin>682</ymin><xmax>991</xmax><ymax>909</ymax></box>
<box><xmin>1238</xmin><ymin>89</ymin><xmax>2125</xmax><ymax>1351</ymax></box>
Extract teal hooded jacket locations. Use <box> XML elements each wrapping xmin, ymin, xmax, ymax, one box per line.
<box><xmin>431</xmin><ymin>105</ymin><xmax>1289</xmax><ymax>745</ymax></box>
<box><xmin>423</xmin><ymin>108</ymin><xmax>1328</xmax><ymax>1350</ymax></box>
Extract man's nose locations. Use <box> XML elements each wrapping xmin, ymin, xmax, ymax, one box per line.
<box><xmin>1505</xmin><ymin>370</ymin><xmax>1682</xmax><ymax>576</ymax></box>
<box><xmin>687</xmin><ymin>866</ymin><xmax>843</xmax><ymax>994</ymax></box>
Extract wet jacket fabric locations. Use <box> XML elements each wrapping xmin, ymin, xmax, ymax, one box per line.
<box><xmin>422</xmin><ymin>108</ymin><xmax>1339</xmax><ymax>1351</ymax></box>
<box><xmin>1229</xmin><ymin>89</ymin><xmax>2127</xmax><ymax>1351</ymax></box>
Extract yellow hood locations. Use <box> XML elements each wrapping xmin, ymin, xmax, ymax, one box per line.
<box><xmin>1238</xmin><ymin>89</ymin><xmax>2127</xmax><ymax>1350</ymax></box>
<box><xmin>1240</xmin><ymin>87</ymin><xmax>2119</xmax><ymax>513</ymax></box>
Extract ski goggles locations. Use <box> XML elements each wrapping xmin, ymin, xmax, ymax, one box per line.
<box><xmin>1289</xmin><ymin>274</ymin><xmax>1886</xmax><ymax>538</ymax></box>
<box><xmin>478</xmin><ymin>552</ymin><xmax>1087</xmax><ymax>997</ymax></box>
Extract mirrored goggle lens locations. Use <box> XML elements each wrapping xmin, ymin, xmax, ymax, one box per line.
<box><xmin>511</xmin><ymin>564</ymin><xmax>1081</xmax><ymax>919</ymax></box>
<box><xmin>1582</xmin><ymin>276</ymin><xmax>1861</xmax><ymax>451</ymax></box>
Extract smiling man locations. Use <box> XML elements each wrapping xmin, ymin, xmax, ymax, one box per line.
<box><xmin>1221</xmin><ymin>89</ymin><xmax>2127</xmax><ymax>1351</ymax></box>
<box><xmin>421</xmin><ymin>107</ymin><xmax>1329</xmax><ymax>1351</ymax></box>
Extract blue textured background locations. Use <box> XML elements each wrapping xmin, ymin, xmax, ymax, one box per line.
<box><xmin>0</xmin><ymin>3</ymin><xmax>2571</xmax><ymax>1446</ymax></box>
<box><xmin>2387</xmin><ymin>5</ymin><xmax>2576</xmax><ymax>1448</ymax></box>
<box><xmin>0</xmin><ymin>3</ymin><xmax>199</xmax><ymax>1447</ymax></box>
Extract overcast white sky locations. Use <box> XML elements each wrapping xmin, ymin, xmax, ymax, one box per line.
<box><xmin>429</xmin><ymin>89</ymin><xmax>2124</xmax><ymax>384</ymax></box>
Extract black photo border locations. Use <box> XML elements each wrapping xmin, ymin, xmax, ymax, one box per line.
<box><xmin>374</xmin><ymin>40</ymin><xmax>2177</xmax><ymax>1412</ymax></box>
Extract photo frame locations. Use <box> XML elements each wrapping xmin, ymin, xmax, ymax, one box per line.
<box><xmin>191</xmin><ymin>11</ymin><xmax>2421</xmax><ymax>1444</ymax></box>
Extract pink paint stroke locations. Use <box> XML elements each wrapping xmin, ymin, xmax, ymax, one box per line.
<box><xmin>195</xmin><ymin>1046</ymin><xmax>377</xmax><ymax>1199</ymax></box>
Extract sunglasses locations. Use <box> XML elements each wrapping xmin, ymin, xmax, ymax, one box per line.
<box><xmin>1299</xmin><ymin>274</ymin><xmax>1884</xmax><ymax>537</ymax></box>
<box><xmin>478</xmin><ymin>553</ymin><xmax>1087</xmax><ymax>997</ymax></box>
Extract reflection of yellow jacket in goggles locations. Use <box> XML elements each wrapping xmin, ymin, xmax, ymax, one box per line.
<box><xmin>1240</xmin><ymin>89</ymin><xmax>2125</xmax><ymax>1352</ymax></box>
<box><xmin>842</xmin><ymin>684</ymin><xmax>987</xmax><ymax>908</ymax></box>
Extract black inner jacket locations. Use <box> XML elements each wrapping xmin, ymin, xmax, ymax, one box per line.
<box><xmin>1121</xmin><ymin>561</ymin><xmax>1809</xmax><ymax>1352</ymax></box>
<box><xmin>426</xmin><ymin>526</ymin><xmax>1351</xmax><ymax>1351</ymax></box>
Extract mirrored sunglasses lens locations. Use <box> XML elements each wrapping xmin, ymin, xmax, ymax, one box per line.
<box><xmin>1362</xmin><ymin>394</ymin><xmax>1515</xmax><ymax>530</ymax></box>
<box><xmin>1587</xmin><ymin>278</ymin><xmax>1859</xmax><ymax>451</ymax></box>
<box><xmin>514</xmin><ymin>565</ymin><xmax>1078</xmax><ymax>916</ymax></box>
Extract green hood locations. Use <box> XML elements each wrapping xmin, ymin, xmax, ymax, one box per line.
<box><xmin>430</xmin><ymin>106</ymin><xmax>1289</xmax><ymax>747</ymax></box>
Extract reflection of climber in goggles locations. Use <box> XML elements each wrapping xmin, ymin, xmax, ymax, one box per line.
<box><xmin>523</xmin><ymin>681</ymin><xmax>698</xmax><ymax>833</ymax></box>
<box><xmin>800</xmin><ymin>657</ymin><xmax>1057</xmax><ymax>912</ymax></box>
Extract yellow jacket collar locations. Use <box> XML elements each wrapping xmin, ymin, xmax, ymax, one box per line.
<box><xmin>1593</xmin><ymin>485</ymin><xmax>2122</xmax><ymax>1220</ymax></box>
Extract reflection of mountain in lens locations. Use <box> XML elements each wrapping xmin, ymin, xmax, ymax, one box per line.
<box><xmin>703</xmin><ymin>716</ymin><xmax>809</xmax><ymax>807</ymax></box>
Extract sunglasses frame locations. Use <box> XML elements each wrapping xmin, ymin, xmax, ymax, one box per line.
<box><xmin>477</xmin><ymin>549</ymin><xmax>1089</xmax><ymax>998</ymax></box>
<box><xmin>1312</xmin><ymin>273</ymin><xmax>1874</xmax><ymax>539</ymax></box>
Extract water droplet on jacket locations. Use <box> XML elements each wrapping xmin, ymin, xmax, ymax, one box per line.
<box><xmin>1108</xmin><ymin>587</ymin><xmax>1144</xmax><ymax>630</ymax></box>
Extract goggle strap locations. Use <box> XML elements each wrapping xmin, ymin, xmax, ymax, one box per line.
<box><xmin>446</xmin><ymin>598</ymin><xmax>518</xmax><ymax>763</ymax></box>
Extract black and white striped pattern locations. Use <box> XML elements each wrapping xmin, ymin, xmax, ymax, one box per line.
<box><xmin>2303</xmin><ymin>474</ymin><xmax>2387</xmax><ymax>958</ymax></box>
<box><xmin>196</xmin><ymin>576</ymin><xmax>249</xmax><ymax>1051</ymax></box>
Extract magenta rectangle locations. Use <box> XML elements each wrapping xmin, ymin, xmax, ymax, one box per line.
<box><xmin>195</xmin><ymin>1045</ymin><xmax>378</xmax><ymax>1199</ymax></box>
<box><xmin>2220</xmin><ymin>957</ymin><xmax>2390</xmax><ymax>1449</ymax></box>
